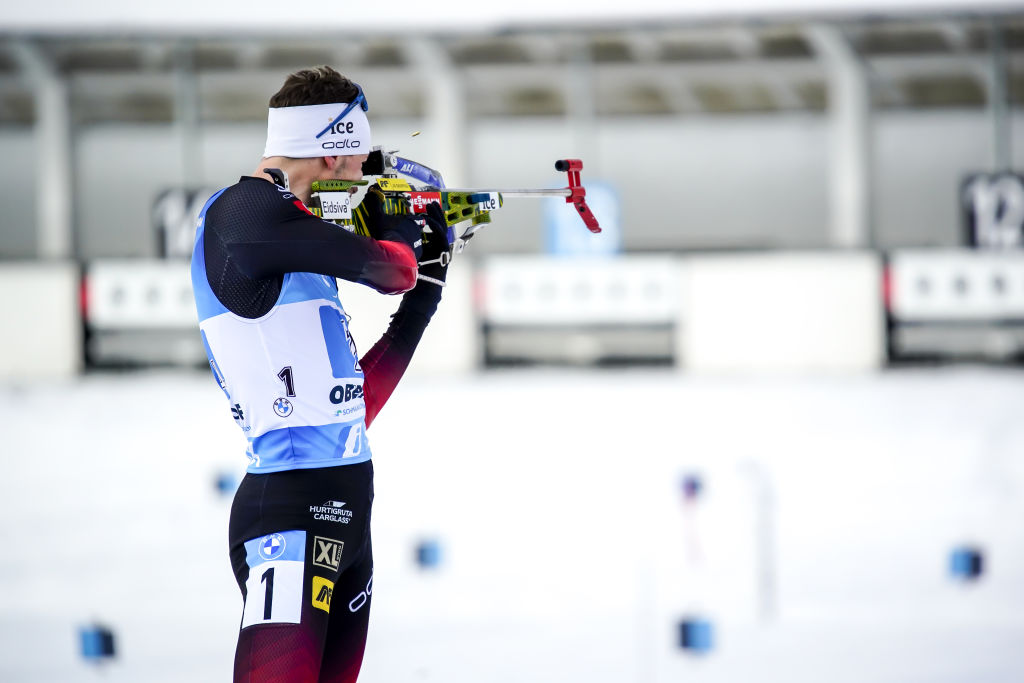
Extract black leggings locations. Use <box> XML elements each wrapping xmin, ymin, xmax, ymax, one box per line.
<box><xmin>228</xmin><ymin>461</ymin><xmax>374</xmax><ymax>683</ymax></box>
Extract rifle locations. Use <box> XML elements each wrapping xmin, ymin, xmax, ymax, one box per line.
<box><xmin>307</xmin><ymin>148</ymin><xmax>601</xmax><ymax>254</ymax></box>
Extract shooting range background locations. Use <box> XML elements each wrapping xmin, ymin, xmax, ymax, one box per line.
<box><xmin>2</xmin><ymin>1</ymin><xmax>1024</xmax><ymax>681</ymax></box>
<box><xmin>3</xmin><ymin>367</ymin><xmax>1024</xmax><ymax>682</ymax></box>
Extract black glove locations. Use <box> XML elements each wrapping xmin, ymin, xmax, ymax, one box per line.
<box><xmin>360</xmin><ymin>189</ymin><xmax>423</xmax><ymax>260</ymax></box>
<box><xmin>416</xmin><ymin>202</ymin><xmax>453</xmax><ymax>287</ymax></box>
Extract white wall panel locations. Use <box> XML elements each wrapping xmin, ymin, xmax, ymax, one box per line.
<box><xmin>86</xmin><ymin>259</ymin><xmax>194</xmax><ymax>329</ymax></box>
<box><xmin>481</xmin><ymin>255</ymin><xmax>677</xmax><ymax>326</ymax></box>
<box><xmin>681</xmin><ymin>252</ymin><xmax>884</xmax><ymax>372</ymax></box>
<box><xmin>0</xmin><ymin>261</ymin><xmax>81</xmax><ymax>379</ymax></box>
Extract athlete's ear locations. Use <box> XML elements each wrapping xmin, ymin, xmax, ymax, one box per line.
<box><xmin>322</xmin><ymin>155</ymin><xmax>340</xmax><ymax>170</ymax></box>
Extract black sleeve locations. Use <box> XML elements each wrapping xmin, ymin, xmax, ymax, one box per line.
<box><xmin>361</xmin><ymin>281</ymin><xmax>444</xmax><ymax>428</ymax></box>
<box><xmin>209</xmin><ymin>177</ymin><xmax>417</xmax><ymax>287</ymax></box>
<box><xmin>203</xmin><ymin>177</ymin><xmax>418</xmax><ymax>318</ymax></box>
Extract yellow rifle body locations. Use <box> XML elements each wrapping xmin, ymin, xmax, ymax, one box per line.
<box><xmin>308</xmin><ymin>177</ymin><xmax>503</xmax><ymax>238</ymax></box>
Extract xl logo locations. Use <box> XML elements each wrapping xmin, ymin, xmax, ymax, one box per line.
<box><xmin>313</xmin><ymin>536</ymin><xmax>344</xmax><ymax>571</ymax></box>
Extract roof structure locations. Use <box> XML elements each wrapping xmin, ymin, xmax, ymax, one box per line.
<box><xmin>0</xmin><ymin>11</ymin><xmax>1021</xmax><ymax>125</ymax></box>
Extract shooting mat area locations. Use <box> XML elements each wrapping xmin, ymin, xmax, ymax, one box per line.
<box><xmin>2</xmin><ymin>366</ymin><xmax>1023</xmax><ymax>682</ymax></box>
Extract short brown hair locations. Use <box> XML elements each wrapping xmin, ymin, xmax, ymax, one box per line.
<box><xmin>269</xmin><ymin>66</ymin><xmax>360</xmax><ymax>107</ymax></box>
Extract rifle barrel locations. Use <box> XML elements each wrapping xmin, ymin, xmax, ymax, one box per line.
<box><xmin>443</xmin><ymin>188</ymin><xmax>572</xmax><ymax>198</ymax></box>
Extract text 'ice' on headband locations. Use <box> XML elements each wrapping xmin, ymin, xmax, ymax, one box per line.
<box><xmin>263</xmin><ymin>98</ymin><xmax>371</xmax><ymax>159</ymax></box>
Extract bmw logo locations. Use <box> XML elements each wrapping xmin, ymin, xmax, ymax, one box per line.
<box><xmin>258</xmin><ymin>533</ymin><xmax>286</xmax><ymax>560</ymax></box>
<box><xmin>273</xmin><ymin>397</ymin><xmax>293</xmax><ymax>418</ymax></box>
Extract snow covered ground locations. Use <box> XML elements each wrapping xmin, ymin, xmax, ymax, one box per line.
<box><xmin>1</xmin><ymin>365</ymin><xmax>1023</xmax><ymax>682</ymax></box>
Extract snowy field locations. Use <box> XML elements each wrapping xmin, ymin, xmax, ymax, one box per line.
<box><xmin>2</xmin><ymin>365</ymin><xmax>1023</xmax><ymax>683</ymax></box>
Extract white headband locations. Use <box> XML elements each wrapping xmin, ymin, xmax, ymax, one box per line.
<box><xmin>263</xmin><ymin>102</ymin><xmax>372</xmax><ymax>159</ymax></box>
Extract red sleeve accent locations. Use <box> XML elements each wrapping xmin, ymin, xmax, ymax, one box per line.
<box><xmin>359</xmin><ymin>288</ymin><xmax>439</xmax><ymax>428</ymax></box>
<box><xmin>361</xmin><ymin>331</ymin><xmax>414</xmax><ymax>429</ymax></box>
<box><xmin>362</xmin><ymin>241</ymin><xmax>418</xmax><ymax>294</ymax></box>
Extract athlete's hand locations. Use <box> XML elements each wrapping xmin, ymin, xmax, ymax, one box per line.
<box><xmin>416</xmin><ymin>203</ymin><xmax>453</xmax><ymax>287</ymax></box>
<box><xmin>361</xmin><ymin>189</ymin><xmax>423</xmax><ymax>259</ymax></box>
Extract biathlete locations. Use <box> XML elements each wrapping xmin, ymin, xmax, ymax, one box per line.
<box><xmin>190</xmin><ymin>65</ymin><xmax>450</xmax><ymax>683</ymax></box>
